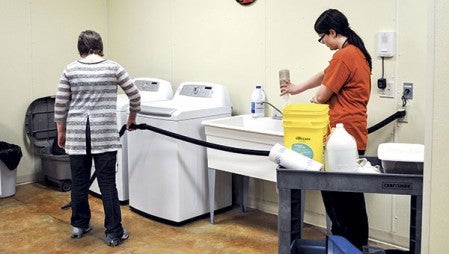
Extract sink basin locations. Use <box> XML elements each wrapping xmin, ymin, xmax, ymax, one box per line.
<box><xmin>202</xmin><ymin>114</ymin><xmax>283</xmax><ymax>181</ymax></box>
<box><xmin>203</xmin><ymin>114</ymin><xmax>283</xmax><ymax>135</ymax></box>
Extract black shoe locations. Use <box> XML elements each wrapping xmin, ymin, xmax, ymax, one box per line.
<box><xmin>106</xmin><ymin>228</ymin><xmax>129</xmax><ymax>247</ymax></box>
<box><xmin>71</xmin><ymin>225</ymin><xmax>92</xmax><ymax>238</ymax></box>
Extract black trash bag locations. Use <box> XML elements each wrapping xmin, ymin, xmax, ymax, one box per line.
<box><xmin>51</xmin><ymin>137</ymin><xmax>67</xmax><ymax>155</ymax></box>
<box><xmin>0</xmin><ymin>141</ymin><xmax>23</xmax><ymax>170</ymax></box>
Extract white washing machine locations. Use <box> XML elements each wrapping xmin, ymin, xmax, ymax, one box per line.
<box><xmin>90</xmin><ymin>77</ymin><xmax>173</xmax><ymax>203</ymax></box>
<box><xmin>128</xmin><ymin>82</ymin><xmax>232</xmax><ymax>225</ymax></box>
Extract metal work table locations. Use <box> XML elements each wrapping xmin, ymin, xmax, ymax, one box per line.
<box><xmin>277</xmin><ymin>167</ymin><xmax>423</xmax><ymax>254</ymax></box>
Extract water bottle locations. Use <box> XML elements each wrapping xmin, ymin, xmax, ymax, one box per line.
<box><xmin>325</xmin><ymin>123</ymin><xmax>359</xmax><ymax>172</ymax></box>
<box><xmin>251</xmin><ymin>85</ymin><xmax>265</xmax><ymax>118</ymax></box>
<box><xmin>279</xmin><ymin>69</ymin><xmax>290</xmax><ymax>104</ymax></box>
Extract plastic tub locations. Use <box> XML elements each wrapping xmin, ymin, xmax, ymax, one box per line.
<box><xmin>378</xmin><ymin>143</ymin><xmax>424</xmax><ymax>174</ymax></box>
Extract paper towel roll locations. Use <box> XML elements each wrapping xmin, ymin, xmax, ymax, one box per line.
<box><xmin>269</xmin><ymin>143</ymin><xmax>322</xmax><ymax>171</ymax></box>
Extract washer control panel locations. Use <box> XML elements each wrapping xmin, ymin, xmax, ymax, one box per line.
<box><xmin>179</xmin><ymin>85</ymin><xmax>213</xmax><ymax>98</ymax></box>
<box><xmin>135</xmin><ymin>80</ymin><xmax>160</xmax><ymax>92</ymax></box>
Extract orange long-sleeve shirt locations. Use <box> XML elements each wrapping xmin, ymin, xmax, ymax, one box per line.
<box><xmin>322</xmin><ymin>44</ymin><xmax>371</xmax><ymax>150</ymax></box>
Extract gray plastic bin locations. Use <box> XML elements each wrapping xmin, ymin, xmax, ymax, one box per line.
<box><xmin>25</xmin><ymin>96</ymin><xmax>71</xmax><ymax>192</ymax></box>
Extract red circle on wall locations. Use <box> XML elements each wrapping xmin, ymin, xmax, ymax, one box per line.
<box><xmin>236</xmin><ymin>0</ymin><xmax>256</xmax><ymax>6</ymax></box>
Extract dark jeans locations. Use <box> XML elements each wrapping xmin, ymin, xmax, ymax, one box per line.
<box><xmin>69</xmin><ymin>120</ymin><xmax>123</xmax><ymax>238</ymax></box>
<box><xmin>321</xmin><ymin>149</ymin><xmax>369</xmax><ymax>250</ymax></box>
<box><xmin>321</xmin><ymin>191</ymin><xmax>368</xmax><ymax>250</ymax></box>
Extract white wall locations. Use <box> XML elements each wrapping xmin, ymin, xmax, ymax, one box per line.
<box><xmin>424</xmin><ymin>0</ymin><xmax>449</xmax><ymax>253</ymax></box>
<box><xmin>0</xmin><ymin>0</ymin><xmax>107</xmax><ymax>183</ymax></box>
<box><xmin>107</xmin><ymin>0</ymin><xmax>427</xmax><ymax>150</ymax></box>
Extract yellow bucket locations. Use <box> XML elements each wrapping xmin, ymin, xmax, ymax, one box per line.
<box><xmin>282</xmin><ymin>104</ymin><xmax>329</xmax><ymax>163</ymax></box>
<box><xmin>283</xmin><ymin>103</ymin><xmax>329</xmax><ymax>121</ymax></box>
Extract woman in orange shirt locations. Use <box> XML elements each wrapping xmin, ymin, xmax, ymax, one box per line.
<box><xmin>281</xmin><ymin>9</ymin><xmax>372</xmax><ymax>250</ymax></box>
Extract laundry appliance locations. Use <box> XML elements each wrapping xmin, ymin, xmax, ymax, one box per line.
<box><xmin>89</xmin><ymin>77</ymin><xmax>173</xmax><ymax>203</ymax></box>
<box><xmin>128</xmin><ymin>82</ymin><xmax>232</xmax><ymax>224</ymax></box>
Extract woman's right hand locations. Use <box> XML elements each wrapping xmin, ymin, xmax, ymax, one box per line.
<box><xmin>56</xmin><ymin>122</ymin><xmax>66</xmax><ymax>149</ymax></box>
<box><xmin>58</xmin><ymin>131</ymin><xmax>66</xmax><ymax>149</ymax></box>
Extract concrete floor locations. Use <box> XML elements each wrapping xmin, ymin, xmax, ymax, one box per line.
<box><xmin>1</xmin><ymin>182</ymin><xmax>398</xmax><ymax>253</ymax></box>
<box><xmin>0</xmin><ymin>183</ymin><xmax>330</xmax><ymax>253</ymax></box>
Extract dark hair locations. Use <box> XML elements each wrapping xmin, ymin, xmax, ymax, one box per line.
<box><xmin>314</xmin><ymin>9</ymin><xmax>372</xmax><ymax>71</ymax></box>
<box><xmin>77</xmin><ymin>30</ymin><xmax>104</xmax><ymax>57</ymax></box>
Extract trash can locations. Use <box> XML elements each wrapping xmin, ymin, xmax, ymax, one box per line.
<box><xmin>0</xmin><ymin>141</ymin><xmax>22</xmax><ymax>198</ymax></box>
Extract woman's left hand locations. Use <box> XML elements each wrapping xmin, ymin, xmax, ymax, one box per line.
<box><xmin>280</xmin><ymin>80</ymin><xmax>301</xmax><ymax>96</ymax></box>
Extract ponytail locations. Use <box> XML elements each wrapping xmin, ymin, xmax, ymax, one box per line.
<box><xmin>346</xmin><ymin>29</ymin><xmax>372</xmax><ymax>71</ymax></box>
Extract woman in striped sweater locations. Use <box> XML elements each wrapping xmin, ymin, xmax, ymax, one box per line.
<box><xmin>55</xmin><ymin>30</ymin><xmax>141</xmax><ymax>247</ymax></box>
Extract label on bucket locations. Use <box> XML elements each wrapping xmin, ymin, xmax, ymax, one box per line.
<box><xmin>291</xmin><ymin>143</ymin><xmax>314</xmax><ymax>159</ymax></box>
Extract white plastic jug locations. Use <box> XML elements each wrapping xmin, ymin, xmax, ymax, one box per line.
<box><xmin>251</xmin><ymin>85</ymin><xmax>265</xmax><ymax>118</ymax></box>
<box><xmin>325</xmin><ymin>123</ymin><xmax>358</xmax><ymax>172</ymax></box>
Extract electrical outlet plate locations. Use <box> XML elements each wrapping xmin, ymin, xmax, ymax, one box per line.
<box><xmin>403</xmin><ymin>83</ymin><xmax>413</xmax><ymax>99</ymax></box>
<box><xmin>379</xmin><ymin>81</ymin><xmax>395</xmax><ymax>98</ymax></box>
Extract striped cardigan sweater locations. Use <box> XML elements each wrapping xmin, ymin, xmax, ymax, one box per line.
<box><xmin>55</xmin><ymin>59</ymin><xmax>141</xmax><ymax>155</ymax></box>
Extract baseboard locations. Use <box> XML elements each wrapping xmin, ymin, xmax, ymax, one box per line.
<box><xmin>16</xmin><ymin>172</ymin><xmax>43</xmax><ymax>185</ymax></box>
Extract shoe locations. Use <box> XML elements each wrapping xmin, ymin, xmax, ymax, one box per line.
<box><xmin>106</xmin><ymin>228</ymin><xmax>129</xmax><ymax>247</ymax></box>
<box><xmin>71</xmin><ymin>225</ymin><xmax>92</xmax><ymax>238</ymax></box>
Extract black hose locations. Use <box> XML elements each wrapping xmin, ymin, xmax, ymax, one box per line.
<box><xmin>61</xmin><ymin>111</ymin><xmax>405</xmax><ymax>210</ymax></box>
<box><xmin>124</xmin><ymin>123</ymin><xmax>270</xmax><ymax>156</ymax></box>
<box><xmin>367</xmin><ymin>110</ymin><xmax>406</xmax><ymax>134</ymax></box>
<box><xmin>118</xmin><ymin>108</ymin><xmax>406</xmax><ymax>157</ymax></box>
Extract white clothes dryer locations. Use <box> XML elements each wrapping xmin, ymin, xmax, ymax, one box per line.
<box><xmin>90</xmin><ymin>77</ymin><xmax>173</xmax><ymax>203</ymax></box>
<box><xmin>128</xmin><ymin>82</ymin><xmax>232</xmax><ymax>225</ymax></box>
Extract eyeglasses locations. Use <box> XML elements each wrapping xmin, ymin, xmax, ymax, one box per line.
<box><xmin>318</xmin><ymin>34</ymin><xmax>326</xmax><ymax>43</ymax></box>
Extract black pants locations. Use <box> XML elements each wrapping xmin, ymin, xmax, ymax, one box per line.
<box><xmin>321</xmin><ymin>149</ymin><xmax>369</xmax><ymax>250</ymax></box>
<box><xmin>69</xmin><ymin>120</ymin><xmax>124</xmax><ymax>238</ymax></box>
<box><xmin>321</xmin><ymin>191</ymin><xmax>368</xmax><ymax>250</ymax></box>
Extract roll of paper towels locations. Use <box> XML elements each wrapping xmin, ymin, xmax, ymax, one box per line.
<box><xmin>269</xmin><ymin>143</ymin><xmax>323</xmax><ymax>171</ymax></box>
